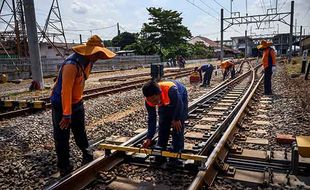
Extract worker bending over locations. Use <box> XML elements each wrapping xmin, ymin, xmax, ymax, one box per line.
<box><xmin>221</xmin><ymin>59</ymin><xmax>235</xmax><ymax>80</ymax></box>
<box><xmin>142</xmin><ymin>80</ymin><xmax>188</xmax><ymax>163</ymax></box>
<box><xmin>198</xmin><ymin>63</ymin><xmax>214</xmax><ymax>87</ymax></box>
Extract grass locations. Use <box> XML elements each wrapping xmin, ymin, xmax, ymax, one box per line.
<box><xmin>285</xmin><ymin>56</ymin><xmax>309</xmax><ymax>76</ymax></box>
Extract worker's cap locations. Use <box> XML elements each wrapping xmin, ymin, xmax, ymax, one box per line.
<box><xmin>257</xmin><ymin>40</ymin><xmax>273</xmax><ymax>49</ymax></box>
<box><xmin>72</xmin><ymin>35</ymin><xmax>116</xmax><ymax>59</ymax></box>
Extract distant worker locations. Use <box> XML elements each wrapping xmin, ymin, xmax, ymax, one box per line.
<box><xmin>221</xmin><ymin>59</ymin><xmax>235</xmax><ymax>80</ymax></box>
<box><xmin>50</xmin><ymin>35</ymin><xmax>116</xmax><ymax>177</ymax></box>
<box><xmin>178</xmin><ymin>55</ymin><xmax>186</xmax><ymax>69</ymax></box>
<box><xmin>142</xmin><ymin>80</ymin><xmax>188</xmax><ymax>164</ymax></box>
<box><xmin>257</xmin><ymin>40</ymin><xmax>276</xmax><ymax>95</ymax></box>
<box><xmin>189</xmin><ymin>67</ymin><xmax>201</xmax><ymax>86</ymax></box>
<box><xmin>198</xmin><ymin>63</ymin><xmax>214</xmax><ymax>87</ymax></box>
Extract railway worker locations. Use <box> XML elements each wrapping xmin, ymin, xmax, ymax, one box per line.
<box><xmin>189</xmin><ymin>67</ymin><xmax>201</xmax><ymax>86</ymax></box>
<box><xmin>221</xmin><ymin>59</ymin><xmax>235</xmax><ymax>80</ymax></box>
<box><xmin>142</xmin><ymin>79</ymin><xmax>188</xmax><ymax>164</ymax></box>
<box><xmin>50</xmin><ymin>35</ymin><xmax>116</xmax><ymax>177</ymax></box>
<box><xmin>257</xmin><ymin>40</ymin><xmax>276</xmax><ymax>95</ymax></box>
<box><xmin>198</xmin><ymin>63</ymin><xmax>214</xmax><ymax>87</ymax></box>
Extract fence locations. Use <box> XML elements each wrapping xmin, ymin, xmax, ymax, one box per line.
<box><xmin>0</xmin><ymin>56</ymin><xmax>216</xmax><ymax>80</ymax></box>
<box><xmin>0</xmin><ymin>55</ymin><xmax>161</xmax><ymax>80</ymax></box>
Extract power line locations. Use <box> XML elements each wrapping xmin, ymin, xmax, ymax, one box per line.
<box><xmin>185</xmin><ymin>0</ymin><xmax>219</xmax><ymax>21</ymax></box>
<box><xmin>65</xmin><ymin>24</ymin><xmax>116</xmax><ymax>32</ymax></box>
<box><xmin>198</xmin><ymin>0</ymin><xmax>220</xmax><ymax>16</ymax></box>
<box><xmin>261</xmin><ymin>0</ymin><xmax>266</xmax><ymax>11</ymax></box>
<box><xmin>278</xmin><ymin>0</ymin><xmax>288</xmax><ymax>12</ymax></box>
<box><xmin>212</xmin><ymin>0</ymin><xmax>230</xmax><ymax>13</ymax></box>
<box><xmin>301</xmin><ymin>6</ymin><xmax>310</xmax><ymax>22</ymax></box>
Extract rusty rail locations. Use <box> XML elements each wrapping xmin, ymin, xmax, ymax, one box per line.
<box><xmin>188</xmin><ymin>68</ymin><xmax>264</xmax><ymax>189</ymax></box>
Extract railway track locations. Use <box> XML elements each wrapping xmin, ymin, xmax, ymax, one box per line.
<box><xmin>46</xmin><ymin>61</ymin><xmax>286</xmax><ymax>190</ymax></box>
<box><xmin>0</xmin><ymin>69</ymin><xmax>193</xmax><ymax>120</ymax></box>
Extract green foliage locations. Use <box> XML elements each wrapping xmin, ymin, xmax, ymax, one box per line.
<box><xmin>112</xmin><ymin>32</ymin><xmax>138</xmax><ymax>49</ymax></box>
<box><xmin>124</xmin><ymin>37</ymin><xmax>158</xmax><ymax>55</ymax></box>
<box><xmin>141</xmin><ymin>7</ymin><xmax>191</xmax><ymax>49</ymax></box>
<box><xmin>103</xmin><ymin>40</ymin><xmax>112</xmax><ymax>47</ymax></box>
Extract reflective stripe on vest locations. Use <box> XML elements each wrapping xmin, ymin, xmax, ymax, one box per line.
<box><xmin>146</xmin><ymin>81</ymin><xmax>176</xmax><ymax>107</ymax></box>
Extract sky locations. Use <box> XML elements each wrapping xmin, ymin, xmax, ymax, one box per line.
<box><xmin>2</xmin><ymin>0</ymin><xmax>310</xmax><ymax>43</ymax></box>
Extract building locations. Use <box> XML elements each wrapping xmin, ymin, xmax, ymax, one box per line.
<box><xmin>188</xmin><ymin>36</ymin><xmax>240</xmax><ymax>59</ymax></box>
<box><xmin>231</xmin><ymin>36</ymin><xmax>255</xmax><ymax>56</ymax></box>
<box><xmin>272</xmin><ymin>33</ymin><xmax>291</xmax><ymax>55</ymax></box>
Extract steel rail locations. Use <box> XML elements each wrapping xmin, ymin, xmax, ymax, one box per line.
<box><xmin>188</xmin><ymin>69</ymin><xmax>264</xmax><ymax>189</ymax></box>
<box><xmin>0</xmin><ymin>70</ymin><xmax>192</xmax><ymax>120</ymax></box>
<box><xmin>46</xmin><ymin>63</ymin><xmax>252</xmax><ymax>190</ymax></box>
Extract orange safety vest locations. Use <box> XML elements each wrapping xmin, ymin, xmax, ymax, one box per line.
<box><xmin>262</xmin><ymin>48</ymin><xmax>276</xmax><ymax>69</ymax></box>
<box><xmin>220</xmin><ymin>60</ymin><xmax>234</xmax><ymax>69</ymax></box>
<box><xmin>146</xmin><ymin>81</ymin><xmax>175</xmax><ymax>107</ymax></box>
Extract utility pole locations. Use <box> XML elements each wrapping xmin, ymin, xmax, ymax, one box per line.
<box><xmin>24</xmin><ymin>0</ymin><xmax>44</xmax><ymax>89</ymax></box>
<box><xmin>245</xmin><ymin>30</ymin><xmax>247</xmax><ymax>58</ymax></box>
<box><xmin>288</xmin><ymin>1</ymin><xmax>294</xmax><ymax>63</ymax></box>
<box><xmin>299</xmin><ymin>25</ymin><xmax>302</xmax><ymax>56</ymax></box>
<box><xmin>117</xmin><ymin>22</ymin><xmax>121</xmax><ymax>36</ymax></box>
<box><xmin>220</xmin><ymin>9</ymin><xmax>224</xmax><ymax>61</ymax></box>
<box><xmin>230</xmin><ymin>0</ymin><xmax>233</xmax><ymax>17</ymax></box>
<box><xmin>294</xmin><ymin>19</ymin><xmax>297</xmax><ymax>51</ymax></box>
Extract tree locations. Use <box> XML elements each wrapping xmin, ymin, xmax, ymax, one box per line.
<box><xmin>141</xmin><ymin>7</ymin><xmax>191</xmax><ymax>49</ymax></box>
<box><xmin>124</xmin><ymin>37</ymin><xmax>158</xmax><ymax>55</ymax></box>
<box><xmin>112</xmin><ymin>32</ymin><xmax>138</xmax><ymax>49</ymax></box>
<box><xmin>103</xmin><ymin>40</ymin><xmax>112</xmax><ymax>47</ymax></box>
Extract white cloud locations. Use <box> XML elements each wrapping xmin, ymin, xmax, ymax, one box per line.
<box><xmin>71</xmin><ymin>0</ymin><xmax>90</xmax><ymax>14</ymax></box>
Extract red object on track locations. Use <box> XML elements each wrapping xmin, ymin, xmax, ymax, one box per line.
<box><xmin>276</xmin><ymin>134</ymin><xmax>295</xmax><ymax>144</ymax></box>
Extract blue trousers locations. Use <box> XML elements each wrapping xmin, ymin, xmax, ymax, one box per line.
<box><xmin>157</xmin><ymin>115</ymin><xmax>185</xmax><ymax>153</ymax></box>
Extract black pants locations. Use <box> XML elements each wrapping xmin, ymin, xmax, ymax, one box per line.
<box><xmin>264</xmin><ymin>67</ymin><xmax>273</xmax><ymax>95</ymax></box>
<box><xmin>52</xmin><ymin>101</ymin><xmax>92</xmax><ymax>170</ymax></box>
<box><xmin>202</xmin><ymin>70</ymin><xmax>213</xmax><ymax>85</ymax></box>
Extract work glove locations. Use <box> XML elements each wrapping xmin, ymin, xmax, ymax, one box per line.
<box><xmin>272</xmin><ymin>66</ymin><xmax>276</xmax><ymax>74</ymax></box>
<box><xmin>60</xmin><ymin>117</ymin><xmax>71</xmax><ymax>130</ymax></box>
<box><xmin>142</xmin><ymin>139</ymin><xmax>152</xmax><ymax>148</ymax></box>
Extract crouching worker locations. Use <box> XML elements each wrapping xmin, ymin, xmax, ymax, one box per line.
<box><xmin>142</xmin><ymin>80</ymin><xmax>188</xmax><ymax>164</ymax></box>
<box><xmin>221</xmin><ymin>59</ymin><xmax>235</xmax><ymax>80</ymax></box>
<box><xmin>50</xmin><ymin>35</ymin><xmax>116</xmax><ymax>177</ymax></box>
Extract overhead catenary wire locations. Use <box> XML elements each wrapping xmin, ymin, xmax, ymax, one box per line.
<box><xmin>185</xmin><ymin>0</ymin><xmax>219</xmax><ymax>21</ymax></box>
<box><xmin>212</xmin><ymin>0</ymin><xmax>231</xmax><ymax>13</ymax></box>
<box><xmin>65</xmin><ymin>24</ymin><xmax>116</xmax><ymax>32</ymax></box>
<box><xmin>301</xmin><ymin>6</ymin><xmax>310</xmax><ymax>22</ymax></box>
<box><xmin>278</xmin><ymin>0</ymin><xmax>288</xmax><ymax>12</ymax></box>
<box><xmin>198</xmin><ymin>0</ymin><xmax>220</xmax><ymax>16</ymax></box>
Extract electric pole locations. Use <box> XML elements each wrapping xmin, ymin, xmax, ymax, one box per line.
<box><xmin>220</xmin><ymin>9</ymin><xmax>224</xmax><ymax>61</ymax></box>
<box><xmin>117</xmin><ymin>22</ymin><xmax>121</xmax><ymax>36</ymax></box>
<box><xmin>24</xmin><ymin>0</ymin><xmax>44</xmax><ymax>89</ymax></box>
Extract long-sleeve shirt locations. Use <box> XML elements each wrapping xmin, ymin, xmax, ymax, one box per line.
<box><xmin>50</xmin><ymin>53</ymin><xmax>92</xmax><ymax>118</ymax></box>
<box><xmin>145</xmin><ymin>80</ymin><xmax>188</xmax><ymax>139</ymax></box>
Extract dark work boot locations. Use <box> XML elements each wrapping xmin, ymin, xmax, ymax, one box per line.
<box><xmin>59</xmin><ymin>165</ymin><xmax>73</xmax><ymax>178</ymax></box>
<box><xmin>82</xmin><ymin>150</ymin><xmax>94</xmax><ymax>165</ymax></box>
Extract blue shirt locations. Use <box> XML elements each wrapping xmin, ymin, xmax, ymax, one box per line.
<box><xmin>145</xmin><ymin>80</ymin><xmax>188</xmax><ymax>139</ymax></box>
